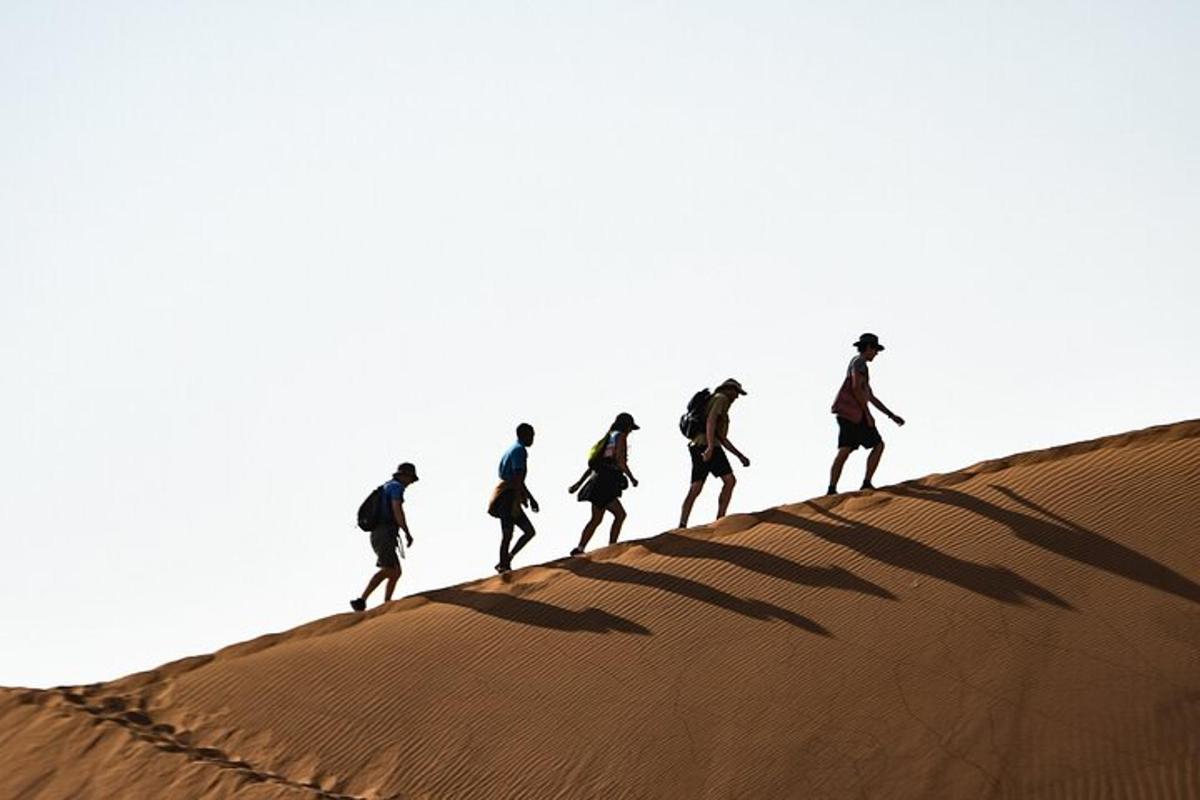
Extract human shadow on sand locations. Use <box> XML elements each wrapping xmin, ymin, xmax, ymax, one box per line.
<box><xmin>555</xmin><ymin>558</ymin><xmax>831</xmax><ymax>636</ymax></box>
<box><xmin>760</xmin><ymin>504</ymin><xmax>1072</xmax><ymax>608</ymax></box>
<box><xmin>639</xmin><ymin>532</ymin><xmax>897</xmax><ymax>601</ymax></box>
<box><xmin>887</xmin><ymin>483</ymin><xmax>1200</xmax><ymax>605</ymax></box>
<box><xmin>421</xmin><ymin>588</ymin><xmax>650</xmax><ymax>635</ymax></box>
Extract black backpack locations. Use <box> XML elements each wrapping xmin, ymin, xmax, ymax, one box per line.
<box><xmin>356</xmin><ymin>485</ymin><xmax>390</xmax><ymax>531</ymax></box>
<box><xmin>679</xmin><ymin>388</ymin><xmax>712</xmax><ymax>438</ymax></box>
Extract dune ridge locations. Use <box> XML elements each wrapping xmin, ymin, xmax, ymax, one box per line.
<box><xmin>3</xmin><ymin>420</ymin><xmax>1199</xmax><ymax>799</ymax></box>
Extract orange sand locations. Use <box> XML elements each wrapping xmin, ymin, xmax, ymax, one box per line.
<box><xmin>3</xmin><ymin>421</ymin><xmax>1199</xmax><ymax>799</ymax></box>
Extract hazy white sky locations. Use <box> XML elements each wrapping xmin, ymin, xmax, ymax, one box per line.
<box><xmin>2</xmin><ymin>2</ymin><xmax>1197</xmax><ymax>688</ymax></box>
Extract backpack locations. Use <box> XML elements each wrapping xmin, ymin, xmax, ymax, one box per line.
<box><xmin>586</xmin><ymin>435</ymin><xmax>609</xmax><ymax>467</ymax></box>
<box><xmin>356</xmin><ymin>485</ymin><xmax>389</xmax><ymax>531</ymax></box>
<box><xmin>679</xmin><ymin>388</ymin><xmax>712</xmax><ymax>438</ymax></box>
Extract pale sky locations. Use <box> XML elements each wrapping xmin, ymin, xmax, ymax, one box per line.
<box><xmin>2</xmin><ymin>2</ymin><xmax>1197</xmax><ymax>688</ymax></box>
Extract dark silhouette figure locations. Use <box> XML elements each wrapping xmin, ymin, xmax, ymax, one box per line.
<box><xmin>556</xmin><ymin>557</ymin><xmax>830</xmax><ymax>636</ymax></box>
<box><xmin>761</xmin><ymin>504</ymin><xmax>1071</xmax><ymax>608</ymax></box>
<box><xmin>422</xmin><ymin>588</ymin><xmax>650</xmax><ymax>635</ymax></box>
<box><xmin>569</xmin><ymin>412</ymin><xmax>641</xmax><ymax>556</ymax></box>
<box><xmin>829</xmin><ymin>333</ymin><xmax>905</xmax><ymax>494</ymax></box>
<box><xmin>639</xmin><ymin>532</ymin><xmax>897</xmax><ymax>600</ymax></box>
<box><xmin>680</xmin><ymin>379</ymin><xmax>751</xmax><ymax>527</ymax></box>
<box><xmin>488</xmin><ymin>423</ymin><xmax>540</xmax><ymax>573</ymax></box>
<box><xmin>888</xmin><ymin>483</ymin><xmax>1200</xmax><ymax>605</ymax></box>
<box><xmin>351</xmin><ymin>462</ymin><xmax>419</xmax><ymax>612</ymax></box>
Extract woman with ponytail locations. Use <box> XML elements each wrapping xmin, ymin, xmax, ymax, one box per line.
<box><xmin>568</xmin><ymin>412</ymin><xmax>640</xmax><ymax>556</ymax></box>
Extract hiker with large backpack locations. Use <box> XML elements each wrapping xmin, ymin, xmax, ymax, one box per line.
<box><xmin>568</xmin><ymin>412</ymin><xmax>640</xmax><ymax>556</ymax></box>
<box><xmin>678</xmin><ymin>379</ymin><xmax>750</xmax><ymax>527</ymax></box>
<box><xmin>350</xmin><ymin>462</ymin><xmax>419</xmax><ymax>612</ymax></box>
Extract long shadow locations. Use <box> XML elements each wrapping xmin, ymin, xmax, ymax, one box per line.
<box><xmin>761</xmin><ymin>505</ymin><xmax>1071</xmax><ymax>608</ymax></box>
<box><xmin>555</xmin><ymin>558</ymin><xmax>831</xmax><ymax>636</ymax></box>
<box><xmin>421</xmin><ymin>588</ymin><xmax>651</xmax><ymax>635</ymax></box>
<box><xmin>639</xmin><ymin>533</ymin><xmax>897</xmax><ymax>600</ymax></box>
<box><xmin>888</xmin><ymin>483</ymin><xmax>1200</xmax><ymax>605</ymax></box>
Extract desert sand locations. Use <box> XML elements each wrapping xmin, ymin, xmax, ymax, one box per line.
<box><xmin>3</xmin><ymin>421</ymin><xmax>1199</xmax><ymax>799</ymax></box>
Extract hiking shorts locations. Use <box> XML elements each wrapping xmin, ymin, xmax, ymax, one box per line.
<box><xmin>370</xmin><ymin>526</ymin><xmax>401</xmax><ymax>569</ymax></box>
<box><xmin>689</xmin><ymin>444</ymin><xmax>733</xmax><ymax>483</ymax></box>
<box><xmin>837</xmin><ymin>416</ymin><xmax>883</xmax><ymax>451</ymax></box>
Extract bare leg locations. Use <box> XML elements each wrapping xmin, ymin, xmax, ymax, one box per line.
<box><xmin>382</xmin><ymin>566</ymin><xmax>402</xmax><ymax>601</ymax></box>
<box><xmin>508</xmin><ymin>514</ymin><xmax>536</xmax><ymax>561</ymax></box>
<box><xmin>864</xmin><ymin>441</ymin><xmax>885</xmax><ymax>487</ymax></box>
<box><xmin>576</xmin><ymin>504</ymin><xmax>606</xmax><ymax>552</ymax></box>
<box><xmin>607</xmin><ymin>500</ymin><xmax>627</xmax><ymax>544</ymax></box>
<box><xmin>716</xmin><ymin>473</ymin><xmax>737</xmax><ymax>519</ymax></box>
<box><xmin>679</xmin><ymin>480</ymin><xmax>705</xmax><ymax>527</ymax></box>
<box><xmin>360</xmin><ymin>569</ymin><xmax>388</xmax><ymax>601</ymax></box>
<box><xmin>498</xmin><ymin>522</ymin><xmax>514</xmax><ymax>569</ymax></box>
<box><xmin>829</xmin><ymin>448</ymin><xmax>852</xmax><ymax>492</ymax></box>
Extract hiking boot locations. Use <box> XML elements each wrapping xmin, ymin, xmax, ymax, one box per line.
<box><xmin>350</xmin><ymin>597</ymin><xmax>366</xmax><ymax>612</ymax></box>
<box><xmin>495</xmin><ymin>562</ymin><xmax>511</xmax><ymax>574</ymax></box>
<box><xmin>860</xmin><ymin>480</ymin><xmax>875</xmax><ymax>491</ymax></box>
<box><xmin>826</xmin><ymin>485</ymin><xmax>838</xmax><ymax>496</ymax></box>
<box><xmin>570</xmin><ymin>547</ymin><xmax>585</xmax><ymax>557</ymax></box>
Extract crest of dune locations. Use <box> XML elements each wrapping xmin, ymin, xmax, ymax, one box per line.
<box><xmin>3</xmin><ymin>420</ymin><xmax>1199</xmax><ymax>799</ymax></box>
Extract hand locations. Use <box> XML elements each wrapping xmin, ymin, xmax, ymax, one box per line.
<box><xmin>891</xmin><ymin>414</ymin><xmax>905</xmax><ymax>426</ymax></box>
<box><xmin>738</xmin><ymin>454</ymin><xmax>750</xmax><ymax>468</ymax></box>
<box><xmin>702</xmin><ymin>447</ymin><xmax>714</xmax><ymax>462</ymax></box>
<box><xmin>630</xmin><ymin>477</ymin><xmax>639</xmax><ymax>488</ymax></box>
<box><xmin>568</xmin><ymin>482</ymin><xmax>581</xmax><ymax>494</ymax></box>
<box><xmin>405</xmin><ymin>535</ymin><xmax>414</xmax><ymax>548</ymax></box>
<box><xmin>529</xmin><ymin>499</ymin><xmax>540</xmax><ymax>514</ymax></box>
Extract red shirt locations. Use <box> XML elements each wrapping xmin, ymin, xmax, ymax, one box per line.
<box><xmin>831</xmin><ymin>356</ymin><xmax>869</xmax><ymax>423</ymax></box>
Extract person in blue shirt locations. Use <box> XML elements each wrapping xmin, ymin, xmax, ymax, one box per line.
<box><xmin>487</xmin><ymin>423</ymin><xmax>540</xmax><ymax>573</ymax></box>
<box><xmin>350</xmin><ymin>462</ymin><xmax>419</xmax><ymax>612</ymax></box>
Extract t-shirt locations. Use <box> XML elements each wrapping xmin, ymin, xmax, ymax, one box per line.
<box><xmin>831</xmin><ymin>356</ymin><xmax>870</xmax><ymax>423</ymax></box>
<box><xmin>498</xmin><ymin>442</ymin><xmax>528</xmax><ymax>481</ymax></box>
<box><xmin>690</xmin><ymin>392</ymin><xmax>732</xmax><ymax>448</ymax></box>
<box><xmin>380</xmin><ymin>479</ymin><xmax>405</xmax><ymax>527</ymax></box>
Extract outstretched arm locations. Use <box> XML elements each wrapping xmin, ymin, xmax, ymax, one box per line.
<box><xmin>569</xmin><ymin>467</ymin><xmax>592</xmax><ymax>493</ymax></box>
<box><xmin>719</xmin><ymin>435</ymin><xmax>750</xmax><ymax>467</ymax></box>
<box><xmin>868</xmin><ymin>394</ymin><xmax>904</xmax><ymax>426</ymax></box>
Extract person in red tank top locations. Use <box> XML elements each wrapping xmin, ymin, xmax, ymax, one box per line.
<box><xmin>828</xmin><ymin>333</ymin><xmax>905</xmax><ymax>494</ymax></box>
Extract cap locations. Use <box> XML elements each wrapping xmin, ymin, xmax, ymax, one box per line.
<box><xmin>717</xmin><ymin>378</ymin><xmax>748</xmax><ymax>396</ymax></box>
<box><xmin>615</xmin><ymin>412</ymin><xmax>640</xmax><ymax>431</ymax></box>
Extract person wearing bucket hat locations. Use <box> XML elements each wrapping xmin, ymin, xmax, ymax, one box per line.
<box><xmin>679</xmin><ymin>378</ymin><xmax>751</xmax><ymax>527</ymax></box>
<box><xmin>350</xmin><ymin>462</ymin><xmax>419</xmax><ymax>612</ymax></box>
<box><xmin>828</xmin><ymin>333</ymin><xmax>905</xmax><ymax>494</ymax></box>
<box><xmin>568</xmin><ymin>412</ymin><xmax>641</xmax><ymax>556</ymax></box>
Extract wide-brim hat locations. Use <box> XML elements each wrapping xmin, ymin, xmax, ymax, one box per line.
<box><xmin>717</xmin><ymin>378</ymin><xmax>748</xmax><ymax>396</ymax></box>
<box><xmin>395</xmin><ymin>462</ymin><xmax>419</xmax><ymax>480</ymax></box>
<box><xmin>853</xmin><ymin>333</ymin><xmax>885</xmax><ymax>351</ymax></box>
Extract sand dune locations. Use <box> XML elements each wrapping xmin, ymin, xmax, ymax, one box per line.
<box><xmin>4</xmin><ymin>421</ymin><xmax>1199</xmax><ymax>799</ymax></box>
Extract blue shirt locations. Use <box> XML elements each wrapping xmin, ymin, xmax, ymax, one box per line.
<box><xmin>498</xmin><ymin>442</ymin><xmax>528</xmax><ymax>481</ymax></box>
<box><xmin>382</xmin><ymin>479</ymin><xmax>405</xmax><ymax>525</ymax></box>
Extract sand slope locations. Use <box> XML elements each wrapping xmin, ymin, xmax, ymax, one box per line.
<box><xmin>4</xmin><ymin>421</ymin><xmax>1199</xmax><ymax>799</ymax></box>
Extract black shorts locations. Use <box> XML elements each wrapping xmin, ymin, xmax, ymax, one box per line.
<box><xmin>578</xmin><ymin>463</ymin><xmax>627</xmax><ymax>507</ymax></box>
<box><xmin>370</xmin><ymin>526</ymin><xmax>401</xmax><ymax>569</ymax></box>
<box><xmin>689</xmin><ymin>444</ymin><xmax>733</xmax><ymax>483</ymax></box>
<box><xmin>837</xmin><ymin>416</ymin><xmax>883</xmax><ymax>451</ymax></box>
